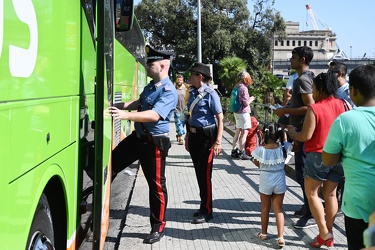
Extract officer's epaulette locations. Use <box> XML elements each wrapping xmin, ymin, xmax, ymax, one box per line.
<box><xmin>204</xmin><ymin>87</ymin><xmax>214</xmax><ymax>94</ymax></box>
<box><xmin>164</xmin><ymin>85</ymin><xmax>173</xmax><ymax>91</ymax></box>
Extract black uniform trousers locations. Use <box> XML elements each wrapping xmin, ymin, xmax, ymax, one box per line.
<box><xmin>188</xmin><ymin>131</ymin><xmax>215</xmax><ymax>215</ymax></box>
<box><xmin>112</xmin><ymin>131</ymin><xmax>168</xmax><ymax>233</ymax></box>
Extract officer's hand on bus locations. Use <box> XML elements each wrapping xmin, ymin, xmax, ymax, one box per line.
<box><xmin>109</xmin><ymin>106</ymin><xmax>127</xmax><ymax>120</ymax></box>
<box><xmin>112</xmin><ymin>102</ymin><xmax>125</xmax><ymax>109</ymax></box>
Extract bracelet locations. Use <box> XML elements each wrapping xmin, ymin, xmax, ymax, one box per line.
<box><xmin>215</xmin><ymin>142</ymin><xmax>221</xmax><ymax>145</ymax></box>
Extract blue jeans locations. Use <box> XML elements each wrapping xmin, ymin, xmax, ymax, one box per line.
<box><xmin>174</xmin><ymin>111</ymin><xmax>185</xmax><ymax>137</ymax></box>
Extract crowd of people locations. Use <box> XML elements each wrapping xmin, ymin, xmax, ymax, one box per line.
<box><xmin>109</xmin><ymin>44</ymin><xmax>375</xmax><ymax>249</ymax></box>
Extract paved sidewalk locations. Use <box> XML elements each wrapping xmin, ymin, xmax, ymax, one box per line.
<box><xmin>114</xmin><ymin>122</ymin><xmax>347</xmax><ymax>249</ymax></box>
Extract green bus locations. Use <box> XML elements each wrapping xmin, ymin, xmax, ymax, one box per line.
<box><xmin>0</xmin><ymin>0</ymin><xmax>146</xmax><ymax>249</ymax></box>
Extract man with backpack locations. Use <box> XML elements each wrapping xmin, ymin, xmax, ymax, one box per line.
<box><xmin>230</xmin><ymin>71</ymin><xmax>255</xmax><ymax>160</ymax></box>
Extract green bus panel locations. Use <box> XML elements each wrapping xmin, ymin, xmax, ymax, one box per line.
<box><xmin>4</xmin><ymin>98</ymin><xmax>79</xmax><ymax>182</ymax></box>
<box><xmin>0</xmin><ymin>0</ymin><xmax>89</xmax><ymax>248</ymax></box>
<box><xmin>0</xmin><ymin>96</ymin><xmax>80</xmax><ymax>249</ymax></box>
<box><xmin>0</xmin><ymin>0</ymin><xmax>81</xmax><ymax>102</ymax></box>
<box><xmin>81</xmin><ymin>5</ymin><xmax>96</xmax><ymax>100</ymax></box>
<box><xmin>0</xmin><ymin>0</ymin><xmax>146</xmax><ymax>248</ymax></box>
<box><xmin>113</xmin><ymin>40</ymin><xmax>147</xmax><ymax>137</ymax></box>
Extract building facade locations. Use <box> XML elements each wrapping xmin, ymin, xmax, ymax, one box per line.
<box><xmin>272</xmin><ymin>22</ymin><xmax>337</xmax><ymax>76</ymax></box>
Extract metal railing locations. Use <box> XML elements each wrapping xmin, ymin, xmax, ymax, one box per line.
<box><xmin>221</xmin><ymin>97</ymin><xmax>278</xmax><ymax>126</ymax></box>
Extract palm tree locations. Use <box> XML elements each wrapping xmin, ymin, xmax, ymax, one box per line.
<box><xmin>218</xmin><ymin>56</ymin><xmax>247</xmax><ymax>95</ymax></box>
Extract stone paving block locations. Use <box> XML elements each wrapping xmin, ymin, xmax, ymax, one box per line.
<box><xmin>112</xmin><ymin>121</ymin><xmax>348</xmax><ymax>249</ymax></box>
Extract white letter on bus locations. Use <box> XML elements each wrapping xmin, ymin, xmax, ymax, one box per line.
<box><xmin>9</xmin><ymin>0</ymin><xmax>38</xmax><ymax>78</ymax></box>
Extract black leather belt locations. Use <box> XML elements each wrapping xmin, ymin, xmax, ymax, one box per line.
<box><xmin>135</xmin><ymin>132</ymin><xmax>153</xmax><ymax>141</ymax></box>
<box><xmin>189</xmin><ymin>126</ymin><xmax>205</xmax><ymax>134</ymax></box>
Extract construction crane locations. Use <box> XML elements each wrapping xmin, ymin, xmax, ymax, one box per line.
<box><xmin>305</xmin><ymin>4</ymin><xmax>349</xmax><ymax>60</ymax></box>
<box><xmin>305</xmin><ymin>4</ymin><xmax>330</xmax><ymax>31</ymax></box>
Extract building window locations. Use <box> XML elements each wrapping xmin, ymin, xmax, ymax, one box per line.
<box><xmin>292</xmin><ymin>41</ymin><xmax>295</xmax><ymax>46</ymax></box>
<box><xmin>315</xmin><ymin>41</ymin><xmax>318</xmax><ymax>46</ymax></box>
<box><xmin>287</xmin><ymin>40</ymin><xmax>290</xmax><ymax>46</ymax></box>
<box><xmin>298</xmin><ymin>41</ymin><xmax>301</xmax><ymax>46</ymax></box>
<box><xmin>309</xmin><ymin>41</ymin><xmax>312</xmax><ymax>46</ymax></box>
<box><xmin>304</xmin><ymin>41</ymin><xmax>307</xmax><ymax>46</ymax></box>
<box><xmin>281</xmin><ymin>41</ymin><xmax>284</xmax><ymax>46</ymax></box>
<box><xmin>275</xmin><ymin>40</ymin><xmax>278</xmax><ymax>46</ymax></box>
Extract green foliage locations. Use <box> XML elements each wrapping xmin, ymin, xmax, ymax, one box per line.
<box><xmin>250</xmin><ymin>70</ymin><xmax>285</xmax><ymax>105</ymax></box>
<box><xmin>135</xmin><ymin>0</ymin><xmax>287</xmax><ymax>102</ymax></box>
<box><xmin>135</xmin><ymin>0</ymin><xmax>285</xmax><ymax>65</ymax></box>
<box><xmin>217</xmin><ymin>57</ymin><xmax>247</xmax><ymax>95</ymax></box>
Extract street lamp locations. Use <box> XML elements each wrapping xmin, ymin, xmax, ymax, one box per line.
<box><xmin>197</xmin><ymin>0</ymin><xmax>202</xmax><ymax>62</ymax></box>
<box><xmin>350</xmin><ymin>45</ymin><xmax>352</xmax><ymax>59</ymax></box>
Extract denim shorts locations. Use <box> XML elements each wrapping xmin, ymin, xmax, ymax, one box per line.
<box><xmin>304</xmin><ymin>152</ymin><xmax>344</xmax><ymax>182</ymax></box>
<box><xmin>259</xmin><ymin>170</ymin><xmax>286</xmax><ymax>195</ymax></box>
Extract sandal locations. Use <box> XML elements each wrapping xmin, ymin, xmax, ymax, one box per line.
<box><xmin>257</xmin><ymin>232</ymin><xmax>267</xmax><ymax>240</ymax></box>
<box><xmin>277</xmin><ymin>237</ymin><xmax>285</xmax><ymax>248</ymax></box>
<box><xmin>310</xmin><ymin>234</ymin><xmax>334</xmax><ymax>248</ymax></box>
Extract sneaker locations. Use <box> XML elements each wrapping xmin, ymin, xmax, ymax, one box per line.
<box><xmin>294</xmin><ymin>204</ymin><xmax>307</xmax><ymax>218</ymax></box>
<box><xmin>192</xmin><ymin>213</ymin><xmax>213</xmax><ymax>224</ymax></box>
<box><xmin>193</xmin><ymin>209</ymin><xmax>201</xmax><ymax>217</ymax></box>
<box><xmin>293</xmin><ymin>215</ymin><xmax>317</xmax><ymax>229</ymax></box>
<box><xmin>239</xmin><ymin>150</ymin><xmax>252</xmax><ymax>160</ymax></box>
<box><xmin>231</xmin><ymin>148</ymin><xmax>240</xmax><ymax>158</ymax></box>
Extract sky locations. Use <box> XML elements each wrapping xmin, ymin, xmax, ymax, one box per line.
<box><xmin>134</xmin><ymin>0</ymin><xmax>375</xmax><ymax>59</ymax></box>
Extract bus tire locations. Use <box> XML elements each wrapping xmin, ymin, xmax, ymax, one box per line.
<box><xmin>26</xmin><ymin>193</ymin><xmax>55</xmax><ymax>250</ymax></box>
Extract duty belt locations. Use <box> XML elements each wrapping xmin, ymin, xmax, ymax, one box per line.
<box><xmin>135</xmin><ymin>132</ymin><xmax>153</xmax><ymax>141</ymax></box>
<box><xmin>189</xmin><ymin>126</ymin><xmax>205</xmax><ymax>134</ymax></box>
<box><xmin>135</xmin><ymin>131</ymin><xmax>169</xmax><ymax>141</ymax></box>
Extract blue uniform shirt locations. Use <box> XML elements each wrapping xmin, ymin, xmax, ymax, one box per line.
<box><xmin>187</xmin><ymin>84</ymin><xmax>222</xmax><ymax>128</ymax></box>
<box><xmin>336</xmin><ymin>82</ymin><xmax>356</xmax><ymax>108</ymax></box>
<box><xmin>135</xmin><ymin>77</ymin><xmax>177</xmax><ymax>135</ymax></box>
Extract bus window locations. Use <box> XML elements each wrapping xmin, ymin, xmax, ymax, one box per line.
<box><xmin>114</xmin><ymin>0</ymin><xmax>134</xmax><ymax>31</ymax></box>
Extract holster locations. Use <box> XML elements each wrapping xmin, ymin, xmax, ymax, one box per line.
<box><xmin>202</xmin><ymin>124</ymin><xmax>217</xmax><ymax>141</ymax></box>
<box><xmin>152</xmin><ymin>134</ymin><xmax>171</xmax><ymax>158</ymax></box>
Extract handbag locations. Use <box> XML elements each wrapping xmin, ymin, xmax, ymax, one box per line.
<box><xmin>180</xmin><ymin>106</ymin><xmax>190</xmax><ymax>122</ymax></box>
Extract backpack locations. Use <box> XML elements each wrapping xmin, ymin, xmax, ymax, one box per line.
<box><xmin>229</xmin><ymin>87</ymin><xmax>241</xmax><ymax>112</ymax></box>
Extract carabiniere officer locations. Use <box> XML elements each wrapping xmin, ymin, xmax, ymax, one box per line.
<box><xmin>184</xmin><ymin>62</ymin><xmax>224</xmax><ymax>224</ymax></box>
<box><xmin>109</xmin><ymin>45</ymin><xmax>177</xmax><ymax>244</ymax></box>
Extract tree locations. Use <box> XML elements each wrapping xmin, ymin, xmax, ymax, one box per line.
<box><xmin>134</xmin><ymin>0</ymin><xmax>195</xmax><ymax>51</ymax></box>
<box><xmin>135</xmin><ymin>0</ymin><xmax>251</xmax><ymax>64</ymax></box>
<box><xmin>134</xmin><ymin>0</ymin><xmax>287</xmax><ymax>95</ymax></box>
<box><xmin>217</xmin><ymin>57</ymin><xmax>247</xmax><ymax>95</ymax></box>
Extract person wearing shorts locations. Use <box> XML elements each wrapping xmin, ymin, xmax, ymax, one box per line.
<box><xmin>234</xmin><ymin>112</ymin><xmax>251</xmax><ymax>129</ymax></box>
<box><xmin>252</xmin><ymin>122</ymin><xmax>292</xmax><ymax>247</ymax></box>
<box><xmin>231</xmin><ymin>71</ymin><xmax>255</xmax><ymax>160</ymax></box>
<box><xmin>286</xmin><ymin>72</ymin><xmax>348</xmax><ymax>247</ymax></box>
<box><xmin>304</xmin><ymin>153</ymin><xmax>343</xmax><ymax>182</ymax></box>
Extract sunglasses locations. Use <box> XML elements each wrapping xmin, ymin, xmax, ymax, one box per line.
<box><xmin>190</xmin><ymin>71</ymin><xmax>201</xmax><ymax>76</ymax></box>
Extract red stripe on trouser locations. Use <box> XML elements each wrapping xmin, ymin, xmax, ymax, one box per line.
<box><xmin>155</xmin><ymin>146</ymin><xmax>166</xmax><ymax>232</ymax></box>
<box><xmin>205</xmin><ymin>142</ymin><xmax>214</xmax><ymax>215</ymax></box>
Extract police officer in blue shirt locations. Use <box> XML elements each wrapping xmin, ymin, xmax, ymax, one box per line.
<box><xmin>184</xmin><ymin>62</ymin><xmax>224</xmax><ymax>224</ymax></box>
<box><xmin>109</xmin><ymin>45</ymin><xmax>177</xmax><ymax>244</ymax></box>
